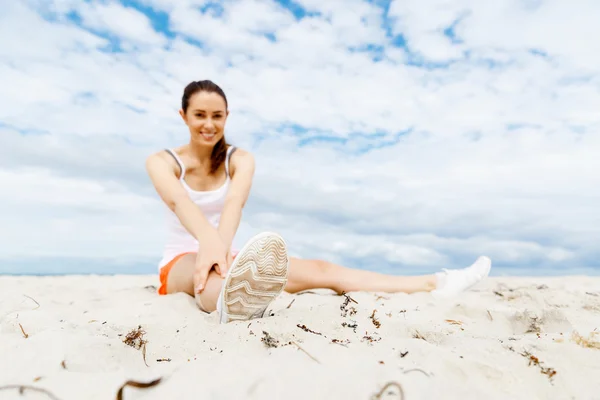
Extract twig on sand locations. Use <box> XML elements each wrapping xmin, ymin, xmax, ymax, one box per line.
<box><xmin>115</xmin><ymin>378</ymin><xmax>162</xmax><ymax>400</ymax></box>
<box><xmin>286</xmin><ymin>299</ymin><xmax>295</xmax><ymax>309</ymax></box>
<box><xmin>487</xmin><ymin>310</ymin><xmax>493</xmax><ymax>321</ymax></box>
<box><xmin>19</xmin><ymin>323</ymin><xmax>29</xmax><ymax>338</ymax></box>
<box><xmin>142</xmin><ymin>343</ymin><xmax>149</xmax><ymax>367</ymax></box>
<box><xmin>23</xmin><ymin>295</ymin><xmax>41</xmax><ymax>309</ymax></box>
<box><xmin>402</xmin><ymin>368</ymin><xmax>431</xmax><ymax>378</ymax></box>
<box><xmin>291</xmin><ymin>341</ymin><xmax>320</xmax><ymax>364</ymax></box>
<box><xmin>341</xmin><ymin>292</ymin><xmax>358</xmax><ymax>304</ymax></box>
<box><xmin>371</xmin><ymin>381</ymin><xmax>405</xmax><ymax>400</ymax></box>
<box><xmin>0</xmin><ymin>385</ymin><xmax>61</xmax><ymax>400</ymax></box>
<box><xmin>297</xmin><ymin>324</ymin><xmax>323</xmax><ymax>336</ymax></box>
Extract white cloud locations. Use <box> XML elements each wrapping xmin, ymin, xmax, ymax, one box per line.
<box><xmin>0</xmin><ymin>0</ymin><xmax>599</xmax><ymax>274</ymax></box>
<box><xmin>74</xmin><ymin>1</ymin><xmax>167</xmax><ymax>47</ymax></box>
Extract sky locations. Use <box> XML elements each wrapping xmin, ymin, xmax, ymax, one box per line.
<box><xmin>0</xmin><ymin>0</ymin><xmax>599</xmax><ymax>276</ymax></box>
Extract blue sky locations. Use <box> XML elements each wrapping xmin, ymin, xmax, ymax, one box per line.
<box><xmin>1</xmin><ymin>0</ymin><xmax>599</xmax><ymax>276</ymax></box>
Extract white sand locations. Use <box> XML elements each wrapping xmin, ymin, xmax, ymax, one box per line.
<box><xmin>1</xmin><ymin>275</ymin><xmax>600</xmax><ymax>400</ymax></box>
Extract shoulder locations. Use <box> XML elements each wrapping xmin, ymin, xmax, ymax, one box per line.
<box><xmin>229</xmin><ymin>147</ymin><xmax>255</xmax><ymax>176</ymax></box>
<box><xmin>145</xmin><ymin>147</ymin><xmax>185</xmax><ymax>177</ymax></box>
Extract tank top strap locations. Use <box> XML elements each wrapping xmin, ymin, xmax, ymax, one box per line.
<box><xmin>164</xmin><ymin>148</ymin><xmax>186</xmax><ymax>180</ymax></box>
<box><xmin>225</xmin><ymin>145</ymin><xmax>237</xmax><ymax>178</ymax></box>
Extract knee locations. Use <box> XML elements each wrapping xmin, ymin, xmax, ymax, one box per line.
<box><xmin>314</xmin><ymin>259</ymin><xmax>332</xmax><ymax>276</ymax></box>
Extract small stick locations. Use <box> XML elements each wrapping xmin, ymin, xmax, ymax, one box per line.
<box><xmin>19</xmin><ymin>323</ymin><xmax>29</xmax><ymax>338</ymax></box>
<box><xmin>286</xmin><ymin>299</ymin><xmax>295</xmax><ymax>309</ymax></box>
<box><xmin>291</xmin><ymin>341</ymin><xmax>320</xmax><ymax>364</ymax></box>
<box><xmin>342</xmin><ymin>292</ymin><xmax>358</xmax><ymax>304</ymax></box>
<box><xmin>0</xmin><ymin>385</ymin><xmax>61</xmax><ymax>400</ymax></box>
<box><xmin>402</xmin><ymin>368</ymin><xmax>431</xmax><ymax>377</ymax></box>
<box><xmin>487</xmin><ymin>310</ymin><xmax>493</xmax><ymax>321</ymax></box>
<box><xmin>372</xmin><ymin>381</ymin><xmax>405</xmax><ymax>400</ymax></box>
<box><xmin>142</xmin><ymin>343</ymin><xmax>149</xmax><ymax>367</ymax></box>
<box><xmin>115</xmin><ymin>378</ymin><xmax>162</xmax><ymax>400</ymax></box>
<box><xmin>23</xmin><ymin>295</ymin><xmax>41</xmax><ymax>309</ymax></box>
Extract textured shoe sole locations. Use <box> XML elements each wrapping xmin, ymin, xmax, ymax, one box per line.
<box><xmin>220</xmin><ymin>232</ymin><xmax>289</xmax><ymax>323</ymax></box>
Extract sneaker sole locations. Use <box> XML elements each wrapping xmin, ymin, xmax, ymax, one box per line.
<box><xmin>219</xmin><ymin>232</ymin><xmax>289</xmax><ymax>323</ymax></box>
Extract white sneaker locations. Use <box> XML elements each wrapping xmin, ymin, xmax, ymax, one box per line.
<box><xmin>431</xmin><ymin>256</ymin><xmax>492</xmax><ymax>299</ymax></box>
<box><xmin>217</xmin><ymin>232</ymin><xmax>289</xmax><ymax>324</ymax></box>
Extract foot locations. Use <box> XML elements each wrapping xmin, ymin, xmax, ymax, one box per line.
<box><xmin>430</xmin><ymin>256</ymin><xmax>492</xmax><ymax>299</ymax></box>
<box><xmin>217</xmin><ymin>232</ymin><xmax>289</xmax><ymax>323</ymax></box>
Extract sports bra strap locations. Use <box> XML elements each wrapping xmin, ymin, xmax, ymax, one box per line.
<box><xmin>225</xmin><ymin>146</ymin><xmax>237</xmax><ymax>177</ymax></box>
<box><xmin>164</xmin><ymin>149</ymin><xmax>186</xmax><ymax>179</ymax></box>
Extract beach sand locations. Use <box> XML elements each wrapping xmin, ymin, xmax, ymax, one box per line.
<box><xmin>1</xmin><ymin>275</ymin><xmax>599</xmax><ymax>400</ymax></box>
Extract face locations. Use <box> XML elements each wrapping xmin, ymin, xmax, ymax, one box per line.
<box><xmin>180</xmin><ymin>91</ymin><xmax>229</xmax><ymax>146</ymax></box>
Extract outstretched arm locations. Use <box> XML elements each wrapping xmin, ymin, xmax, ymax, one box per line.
<box><xmin>218</xmin><ymin>149</ymin><xmax>256</xmax><ymax>250</ymax></box>
<box><xmin>145</xmin><ymin>151</ymin><xmax>219</xmax><ymax>243</ymax></box>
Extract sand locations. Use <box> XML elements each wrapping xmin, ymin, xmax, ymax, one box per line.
<box><xmin>1</xmin><ymin>275</ymin><xmax>600</xmax><ymax>400</ymax></box>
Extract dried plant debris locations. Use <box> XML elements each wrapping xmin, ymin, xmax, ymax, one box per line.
<box><xmin>362</xmin><ymin>332</ymin><xmax>382</xmax><ymax>344</ymax></box>
<box><xmin>261</xmin><ymin>331</ymin><xmax>280</xmax><ymax>348</ymax></box>
<box><xmin>123</xmin><ymin>325</ymin><xmax>149</xmax><ymax>367</ymax></box>
<box><xmin>525</xmin><ymin>317</ymin><xmax>542</xmax><ymax>334</ymax></box>
<box><xmin>445</xmin><ymin>319</ymin><xmax>463</xmax><ymax>326</ymax></box>
<box><xmin>123</xmin><ymin>326</ymin><xmax>147</xmax><ymax>349</ymax></box>
<box><xmin>115</xmin><ymin>378</ymin><xmax>162</xmax><ymax>400</ymax></box>
<box><xmin>571</xmin><ymin>330</ymin><xmax>600</xmax><ymax>349</ymax></box>
<box><xmin>342</xmin><ymin>321</ymin><xmax>358</xmax><ymax>333</ymax></box>
<box><xmin>520</xmin><ymin>351</ymin><xmax>557</xmax><ymax>381</ymax></box>
<box><xmin>0</xmin><ymin>385</ymin><xmax>61</xmax><ymax>400</ymax></box>
<box><xmin>260</xmin><ymin>331</ymin><xmax>293</xmax><ymax>349</ymax></box>
<box><xmin>286</xmin><ymin>299</ymin><xmax>295</xmax><ymax>309</ymax></box>
<box><xmin>297</xmin><ymin>324</ymin><xmax>323</xmax><ymax>336</ymax></box>
<box><xmin>340</xmin><ymin>293</ymin><xmax>358</xmax><ymax>317</ymax></box>
<box><xmin>156</xmin><ymin>358</ymin><xmax>172</xmax><ymax>362</ymax></box>
<box><xmin>331</xmin><ymin>338</ymin><xmax>351</xmax><ymax>347</ymax></box>
<box><xmin>371</xmin><ymin>381</ymin><xmax>405</xmax><ymax>400</ymax></box>
<box><xmin>400</xmin><ymin>351</ymin><xmax>409</xmax><ymax>358</ymax></box>
<box><xmin>583</xmin><ymin>303</ymin><xmax>600</xmax><ymax>312</ymax></box>
<box><xmin>370</xmin><ymin>310</ymin><xmax>381</xmax><ymax>329</ymax></box>
<box><xmin>413</xmin><ymin>330</ymin><xmax>427</xmax><ymax>341</ymax></box>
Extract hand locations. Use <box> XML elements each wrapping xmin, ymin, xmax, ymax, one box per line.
<box><xmin>214</xmin><ymin>249</ymin><xmax>234</xmax><ymax>278</ymax></box>
<box><xmin>193</xmin><ymin>235</ymin><xmax>228</xmax><ymax>294</ymax></box>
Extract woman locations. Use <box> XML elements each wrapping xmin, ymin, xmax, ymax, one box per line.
<box><xmin>145</xmin><ymin>80</ymin><xmax>491</xmax><ymax>324</ymax></box>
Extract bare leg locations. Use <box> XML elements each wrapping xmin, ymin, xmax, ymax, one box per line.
<box><xmin>285</xmin><ymin>257</ymin><xmax>437</xmax><ymax>294</ymax></box>
<box><xmin>164</xmin><ymin>253</ymin><xmax>224</xmax><ymax>312</ymax></box>
<box><xmin>163</xmin><ymin>253</ymin><xmax>490</xmax><ymax>312</ymax></box>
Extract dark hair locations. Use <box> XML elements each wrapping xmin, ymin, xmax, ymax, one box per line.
<box><xmin>182</xmin><ymin>80</ymin><xmax>229</xmax><ymax>175</ymax></box>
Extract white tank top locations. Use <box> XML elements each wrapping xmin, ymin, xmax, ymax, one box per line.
<box><xmin>157</xmin><ymin>145</ymin><xmax>237</xmax><ymax>270</ymax></box>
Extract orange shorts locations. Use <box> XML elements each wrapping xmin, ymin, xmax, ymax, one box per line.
<box><xmin>157</xmin><ymin>251</ymin><xmax>239</xmax><ymax>295</ymax></box>
<box><xmin>158</xmin><ymin>252</ymin><xmax>194</xmax><ymax>295</ymax></box>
